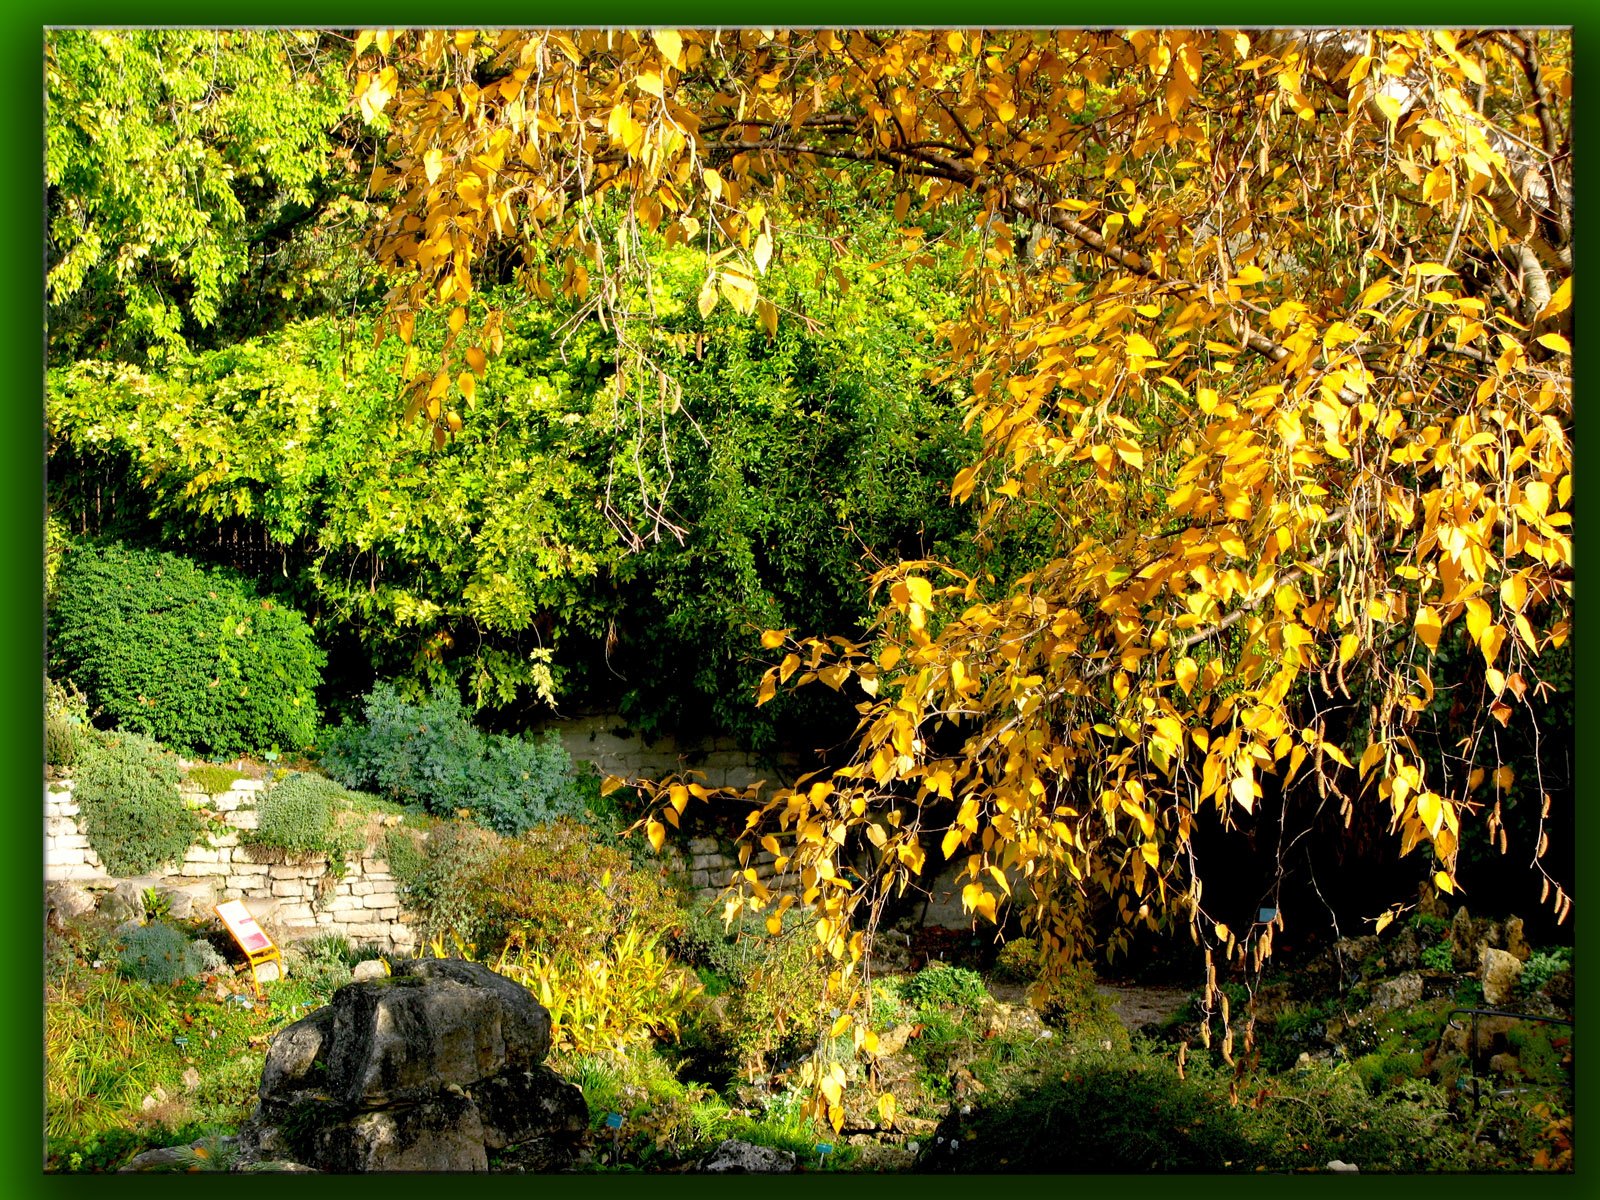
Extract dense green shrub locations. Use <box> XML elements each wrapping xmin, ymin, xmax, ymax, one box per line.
<box><xmin>320</xmin><ymin>683</ymin><xmax>585</xmax><ymax>835</ymax></box>
<box><xmin>1038</xmin><ymin>962</ymin><xmax>1130</xmax><ymax>1051</ymax></box>
<box><xmin>673</xmin><ymin>906</ymin><xmax>829</xmax><ymax>1079</ymax></box>
<box><xmin>920</xmin><ymin>1045</ymin><xmax>1257</xmax><ymax>1172</ymax></box>
<box><xmin>1519</xmin><ymin>946</ymin><xmax>1573</xmax><ymax>997</ymax></box>
<box><xmin>901</xmin><ymin>961</ymin><xmax>990</xmax><ymax>1014</ymax></box>
<box><xmin>73</xmin><ymin>731</ymin><xmax>203</xmax><ymax>876</ymax></box>
<box><xmin>118</xmin><ymin>922</ymin><xmax>210</xmax><ymax>985</ymax></box>
<box><xmin>247</xmin><ymin>774</ymin><xmax>365</xmax><ymax>865</ymax></box>
<box><xmin>183</xmin><ymin>764</ymin><xmax>246</xmax><ymax>795</ymax></box>
<box><xmin>993</xmin><ymin>937</ymin><xmax>1042</xmax><ymax>983</ymax></box>
<box><xmin>1420</xmin><ymin>942</ymin><xmax>1454</xmax><ymax>972</ymax></box>
<box><xmin>395</xmin><ymin>818</ymin><xmax>686</xmax><ymax>960</ymax></box>
<box><xmin>46</xmin><ymin>676</ymin><xmax>94</xmax><ymax>771</ymax></box>
<box><xmin>48</xmin><ymin>541</ymin><xmax>323</xmax><ymax>757</ymax></box>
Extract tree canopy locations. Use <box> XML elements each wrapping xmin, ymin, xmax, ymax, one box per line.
<box><xmin>352</xmin><ymin>27</ymin><xmax>1573</xmax><ymax>1126</ymax></box>
<box><xmin>46</xmin><ymin>29</ymin><xmax>356</xmax><ymax>362</ymax></box>
<box><xmin>42</xmin><ymin>26</ymin><xmax>1573</xmax><ymax>1135</ymax></box>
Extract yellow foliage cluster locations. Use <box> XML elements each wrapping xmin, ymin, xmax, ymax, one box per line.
<box><xmin>364</xmin><ymin>27</ymin><xmax>1571</xmax><ymax>1129</ymax></box>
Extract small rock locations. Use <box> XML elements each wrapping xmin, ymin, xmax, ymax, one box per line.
<box><xmin>46</xmin><ymin>882</ymin><xmax>97</xmax><ymax>923</ymax></box>
<box><xmin>875</xmin><ymin>1023</ymin><xmax>917</xmax><ymax>1056</ymax></box>
<box><xmin>1481</xmin><ymin>947</ymin><xmax>1524</xmax><ymax>1007</ymax></box>
<box><xmin>351</xmin><ymin>959</ymin><xmax>387</xmax><ymax>983</ymax></box>
<box><xmin>700</xmin><ymin>1138</ymin><xmax>798</xmax><ymax>1173</ymax></box>
<box><xmin>119</xmin><ymin>1146</ymin><xmax>191</xmax><ymax>1172</ymax></box>
<box><xmin>1326</xmin><ymin>1159</ymin><xmax>1359</xmax><ymax>1173</ymax></box>
<box><xmin>1367</xmin><ymin>972</ymin><xmax>1423</xmax><ymax>1014</ymax></box>
<box><xmin>1504</xmin><ymin>916</ymin><xmax>1531</xmax><ymax>962</ymax></box>
<box><xmin>182</xmin><ymin>1067</ymin><xmax>202</xmax><ymax>1091</ymax></box>
<box><xmin>244</xmin><ymin>1160</ymin><xmax>320</xmax><ymax>1172</ymax></box>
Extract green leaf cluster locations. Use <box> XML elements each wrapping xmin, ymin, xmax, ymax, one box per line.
<box><xmin>49</xmin><ymin>541</ymin><xmax>324</xmax><ymax>758</ymax></box>
<box><xmin>899</xmin><ymin>961</ymin><xmax>991</xmax><ymax>1014</ymax></box>
<box><xmin>392</xmin><ymin>817</ymin><xmax>686</xmax><ymax>962</ymax></box>
<box><xmin>47</xmin><ymin>203</ymin><xmax>978</xmax><ymax>744</ymax></box>
<box><xmin>46</xmin><ymin>30</ymin><xmax>352</xmax><ymax>362</ymax></box>
<box><xmin>73</xmin><ymin>731</ymin><xmax>204</xmax><ymax>877</ymax></box>
<box><xmin>117</xmin><ymin>922</ymin><xmax>211</xmax><ymax>986</ymax></box>
<box><xmin>246</xmin><ymin>774</ymin><xmax>366</xmax><ymax>866</ymax></box>
<box><xmin>319</xmin><ymin>683</ymin><xmax>584</xmax><ymax>835</ymax></box>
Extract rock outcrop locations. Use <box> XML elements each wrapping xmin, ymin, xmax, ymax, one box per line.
<box><xmin>239</xmin><ymin>958</ymin><xmax>586</xmax><ymax>1172</ymax></box>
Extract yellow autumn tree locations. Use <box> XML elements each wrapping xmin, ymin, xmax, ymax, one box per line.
<box><xmin>353</xmin><ymin>28</ymin><xmax>1572</xmax><ymax>1126</ymax></box>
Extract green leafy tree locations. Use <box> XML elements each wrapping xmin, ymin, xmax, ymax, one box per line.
<box><xmin>46</xmin><ymin>29</ymin><xmax>354</xmax><ymax>362</ymax></box>
<box><xmin>48</xmin><ymin>208</ymin><xmax>979</xmax><ymax>739</ymax></box>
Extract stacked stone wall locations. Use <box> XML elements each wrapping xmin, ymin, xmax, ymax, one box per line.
<box><xmin>44</xmin><ymin>779</ymin><xmax>416</xmax><ymax>954</ymax></box>
<box><xmin>535</xmin><ymin>712</ymin><xmax>805</xmax><ymax>790</ymax></box>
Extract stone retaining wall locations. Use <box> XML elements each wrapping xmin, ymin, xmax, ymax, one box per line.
<box><xmin>45</xmin><ymin>779</ymin><xmax>416</xmax><ymax>954</ymax></box>
<box><xmin>536</xmin><ymin>712</ymin><xmax>806</xmax><ymax>790</ymax></box>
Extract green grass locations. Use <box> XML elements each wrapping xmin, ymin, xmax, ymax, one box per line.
<box><xmin>45</xmin><ymin>920</ymin><xmax>356</xmax><ymax>1172</ymax></box>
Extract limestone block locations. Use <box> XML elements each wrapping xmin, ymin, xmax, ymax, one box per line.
<box><xmin>185</xmin><ymin>846</ymin><xmax>223</xmax><ymax>864</ymax></box>
<box><xmin>47</xmin><ymin>863</ymin><xmax>106</xmax><ymax>883</ymax></box>
<box><xmin>45</xmin><ymin>847</ymin><xmax>87</xmax><ymax>868</ymax></box>
<box><xmin>211</xmin><ymin>791</ymin><xmax>243</xmax><ymax>813</ymax></box>
<box><xmin>376</xmin><ymin>909</ymin><xmax>400</xmax><ymax>922</ymax></box>
<box><xmin>363</xmin><ymin>893</ymin><xmax>399</xmax><ymax>910</ymax></box>
<box><xmin>45</xmin><ymin>816</ymin><xmax>79</xmax><ymax>839</ymax></box>
<box><xmin>689</xmin><ymin>836</ymin><xmax>721</xmax><ymax>855</ymax></box>
<box><xmin>1482</xmin><ymin>947</ymin><xmax>1524</xmax><ymax>1007</ymax></box>
<box><xmin>272</xmin><ymin>880</ymin><xmax>308</xmax><ymax>898</ymax></box>
<box><xmin>226</xmin><ymin>811</ymin><xmax>259</xmax><ymax>831</ymax></box>
<box><xmin>208</xmin><ymin>831</ymin><xmax>241</xmax><ymax>849</ymax></box>
<box><xmin>277</xmin><ymin>902</ymin><xmax>315</xmax><ymax>923</ymax></box>
<box><xmin>350</xmin><ymin>880</ymin><xmax>374</xmax><ymax>896</ymax></box>
<box><xmin>232</xmin><ymin>779</ymin><xmax>267</xmax><ymax>793</ymax></box>
<box><xmin>47</xmin><ymin>881</ymin><xmax>98</xmax><ymax>921</ymax></box>
<box><xmin>53</xmin><ymin>833</ymin><xmax>91</xmax><ymax>852</ymax></box>
<box><xmin>177</xmin><ymin>861</ymin><xmax>232</xmax><ymax>876</ymax></box>
<box><xmin>362</xmin><ymin>859</ymin><xmax>391</xmax><ymax>876</ymax></box>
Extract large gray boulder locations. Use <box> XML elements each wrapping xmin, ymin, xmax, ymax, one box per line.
<box><xmin>243</xmin><ymin>958</ymin><xmax>578</xmax><ymax>1172</ymax></box>
<box><xmin>467</xmin><ymin>1064</ymin><xmax>588</xmax><ymax>1150</ymax></box>
<box><xmin>258</xmin><ymin>1005</ymin><xmax>336</xmax><ymax>1106</ymax></box>
<box><xmin>308</xmin><ymin>1091</ymin><xmax>489</xmax><ymax>1173</ymax></box>
<box><xmin>322</xmin><ymin>964</ymin><xmax>550</xmax><ymax>1108</ymax></box>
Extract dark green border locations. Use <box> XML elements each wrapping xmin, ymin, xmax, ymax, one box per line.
<box><xmin>11</xmin><ymin>4</ymin><xmax>1591</xmax><ymax>1198</ymax></box>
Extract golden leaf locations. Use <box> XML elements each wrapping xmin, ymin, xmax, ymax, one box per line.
<box><xmin>1414</xmin><ymin>605</ymin><xmax>1443</xmax><ymax>652</ymax></box>
<box><xmin>651</xmin><ymin>28</ymin><xmax>684</xmax><ymax>68</ymax></box>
